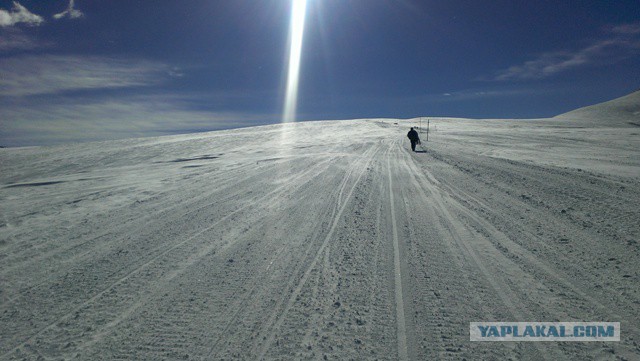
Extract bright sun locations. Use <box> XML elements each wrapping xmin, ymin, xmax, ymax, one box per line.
<box><xmin>282</xmin><ymin>0</ymin><xmax>308</xmax><ymax>123</ymax></box>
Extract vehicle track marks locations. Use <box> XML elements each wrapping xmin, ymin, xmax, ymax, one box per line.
<box><xmin>1</xmin><ymin>157</ymin><xmax>335</xmax><ymax>359</ymax></box>
<box><xmin>402</xmin><ymin>145</ymin><xmax>560</xmax><ymax>360</ymax></box>
<box><xmin>387</xmin><ymin>150</ymin><xmax>409</xmax><ymax>361</ymax></box>
<box><xmin>254</xmin><ymin>143</ymin><xmax>381</xmax><ymax>360</ymax></box>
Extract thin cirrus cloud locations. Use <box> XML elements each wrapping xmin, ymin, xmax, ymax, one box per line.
<box><xmin>0</xmin><ymin>54</ymin><xmax>272</xmax><ymax>146</ymax></box>
<box><xmin>609</xmin><ymin>23</ymin><xmax>640</xmax><ymax>35</ymax></box>
<box><xmin>0</xmin><ymin>1</ymin><xmax>44</xmax><ymax>27</ymax></box>
<box><xmin>0</xmin><ymin>28</ymin><xmax>49</xmax><ymax>51</ymax></box>
<box><xmin>491</xmin><ymin>23</ymin><xmax>640</xmax><ymax>81</ymax></box>
<box><xmin>0</xmin><ymin>55</ymin><xmax>173</xmax><ymax>96</ymax></box>
<box><xmin>0</xmin><ymin>95</ymin><xmax>273</xmax><ymax>147</ymax></box>
<box><xmin>53</xmin><ymin>0</ymin><xmax>83</xmax><ymax>20</ymax></box>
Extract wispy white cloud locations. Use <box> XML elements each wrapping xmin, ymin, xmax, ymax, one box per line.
<box><xmin>0</xmin><ymin>1</ymin><xmax>43</xmax><ymax>27</ymax></box>
<box><xmin>435</xmin><ymin>87</ymin><xmax>544</xmax><ymax>101</ymax></box>
<box><xmin>490</xmin><ymin>23</ymin><xmax>640</xmax><ymax>81</ymax></box>
<box><xmin>0</xmin><ymin>28</ymin><xmax>50</xmax><ymax>51</ymax></box>
<box><xmin>53</xmin><ymin>0</ymin><xmax>83</xmax><ymax>20</ymax></box>
<box><xmin>0</xmin><ymin>54</ymin><xmax>276</xmax><ymax>146</ymax></box>
<box><xmin>608</xmin><ymin>23</ymin><xmax>640</xmax><ymax>35</ymax></box>
<box><xmin>168</xmin><ymin>67</ymin><xmax>185</xmax><ymax>78</ymax></box>
<box><xmin>0</xmin><ymin>95</ymin><xmax>273</xmax><ymax>146</ymax></box>
<box><xmin>0</xmin><ymin>55</ymin><xmax>172</xmax><ymax>96</ymax></box>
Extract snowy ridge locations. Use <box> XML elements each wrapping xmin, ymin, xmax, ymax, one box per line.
<box><xmin>1</xmin><ymin>95</ymin><xmax>639</xmax><ymax>359</ymax></box>
<box><xmin>554</xmin><ymin>90</ymin><xmax>640</xmax><ymax>127</ymax></box>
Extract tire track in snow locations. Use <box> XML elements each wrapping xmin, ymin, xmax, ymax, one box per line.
<box><xmin>251</xmin><ymin>144</ymin><xmax>378</xmax><ymax>359</ymax></box>
<box><xmin>0</xmin><ymin>156</ymin><xmax>336</xmax><ymax>359</ymax></box>
<box><xmin>383</xmin><ymin>140</ymin><xmax>517</xmax><ymax>359</ymax></box>
<box><xmin>446</xmin><ymin>181</ymin><xmax>633</xmax><ymax>320</ymax></box>
<box><xmin>202</xmin><ymin>241</ymin><xmax>290</xmax><ymax>359</ymax></box>
<box><xmin>423</xmin><ymin>159</ymin><xmax>640</xmax><ymax>358</ymax></box>
<box><xmin>254</xmin><ymin>143</ymin><xmax>381</xmax><ymax>360</ymax></box>
<box><xmin>248</xmin><ymin>150</ymin><xmax>367</xmax><ymax>356</ymax></box>
<box><xmin>421</xmin><ymin>147</ymin><xmax>640</xmax><ymax>326</ymax></box>
<box><xmin>401</xmin><ymin>145</ymin><xmax>561</xmax><ymax>360</ymax></box>
<box><xmin>204</xmin><ymin>144</ymin><xmax>375</xmax><ymax>360</ymax></box>
<box><xmin>65</xmin><ymin>157</ymin><xmax>339</xmax><ymax>359</ymax></box>
<box><xmin>396</xmin><ymin>141</ymin><xmax>507</xmax><ymax>359</ymax></box>
<box><xmin>0</xmin><ymin>160</ymin><xmax>305</xmax><ymax>308</ymax></box>
<box><xmin>387</xmin><ymin>149</ymin><xmax>409</xmax><ymax>361</ymax></box>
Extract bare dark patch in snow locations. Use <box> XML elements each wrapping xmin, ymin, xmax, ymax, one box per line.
<box><xmin>5</xmin><ymin>181</ymin><xmax>66</xmax><ymax>188</ymax></box>
<box><xmin>169</xmin><ymin>155</ymin><xmax>220</xmax><ymax>163</ymax></box>
<box><xmin>256</xmin><ymin>157</ymin><xmax>283</xmax><ymax>164</ymax></box>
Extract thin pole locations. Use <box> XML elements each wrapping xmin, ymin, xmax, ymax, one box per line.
<box><xmin>427</xmin><ymin>119</ymin><xmax>430</xmax><ymax>142</ymax></box>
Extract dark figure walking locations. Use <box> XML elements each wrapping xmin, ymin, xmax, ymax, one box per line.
<box><xmin>407</xmin><ymin>127</ymin><xmax>420</xmax><ymax>152</ymax></box>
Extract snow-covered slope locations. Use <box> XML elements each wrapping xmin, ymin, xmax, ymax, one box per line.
<box><xmin>554</xmin><ymin>90</ymin><xmax>640</xmax><ymax>127</ymax></box>
<box><xmin>1</xmin><ymin>98</ymin><xmax>639</xmax><ymax>360</ymax></box>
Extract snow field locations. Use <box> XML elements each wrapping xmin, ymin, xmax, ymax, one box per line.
<box><xmin>1</xmin><ymin>94</ymin><xmax>639</xmax><ymax>359</ymax></box>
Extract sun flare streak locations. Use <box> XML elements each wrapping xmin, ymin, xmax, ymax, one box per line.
<box><xmin>282</xmin><ymin>0</ymin><xmax>308</xmax><ymax>123</ymax></box>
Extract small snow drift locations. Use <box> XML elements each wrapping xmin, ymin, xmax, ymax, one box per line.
<box><xmin>0</xmin><ymin>94</ymin><xmax>639</xmax><ymax>360</ymax></box>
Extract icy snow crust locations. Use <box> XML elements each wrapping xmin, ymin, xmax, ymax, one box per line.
<box><xmin>1</xmin><ymin>93</ymin><xmax>639</xmax><ymax>360</ymax></box>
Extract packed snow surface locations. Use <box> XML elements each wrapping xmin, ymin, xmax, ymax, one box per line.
<box><xmin>1</xmin><ymin>92</ymin><xmax>639</xmax><ymax>360</ymax></box>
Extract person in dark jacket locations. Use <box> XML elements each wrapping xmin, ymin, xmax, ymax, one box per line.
<box><xmin>407</xmin><ymin>127</ymin><xmax>420</xmax><ymax>152</ymax></box>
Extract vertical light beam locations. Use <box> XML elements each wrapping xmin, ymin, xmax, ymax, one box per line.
<box><xmin>282</xmin><ymin>0</ymin><xmax>308</xmax><ymax>123</ymax></box>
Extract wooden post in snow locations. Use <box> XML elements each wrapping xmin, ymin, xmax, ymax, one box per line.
<box><xmin>427</xmin><ymin>118</ymin><xmax>430</xmax><ymax>142</ymax></box>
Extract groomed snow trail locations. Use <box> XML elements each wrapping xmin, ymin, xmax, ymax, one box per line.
<box><xmin>387</xmin><ymin>152</ymin><xmax>408</xmax><ymax>361</ymax></box>
<box><xmin>1</xmin><ymin>117</ymin><xmax>639</xmax><ymax>360</ymax></box>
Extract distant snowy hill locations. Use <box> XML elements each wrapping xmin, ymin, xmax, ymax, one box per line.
<box><xmin>554</xmin><ymin>90</ymin><xmax>640</xmax><ymax>127</ymax></box>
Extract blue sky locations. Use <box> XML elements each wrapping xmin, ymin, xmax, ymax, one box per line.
<box><xmin>1</xmin><ymin>0</ymin><xmax>639</xmax><ymax>146</ymax></box>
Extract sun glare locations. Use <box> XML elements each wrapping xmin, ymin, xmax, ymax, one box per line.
<box><xmin>282</xmin><ymin>0</ymin><xmax>308</xmax><ymax>123</ymax></box>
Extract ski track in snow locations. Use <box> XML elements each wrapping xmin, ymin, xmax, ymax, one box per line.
<box><xmin>1</xmin><ymin>110</ymin><xmax>639</xmax><ymax>360</ymax></box>
<box><xmin>387</xmin><ymin>149</ymin><xmax>409</xmax><ymax>361</ymax></box>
